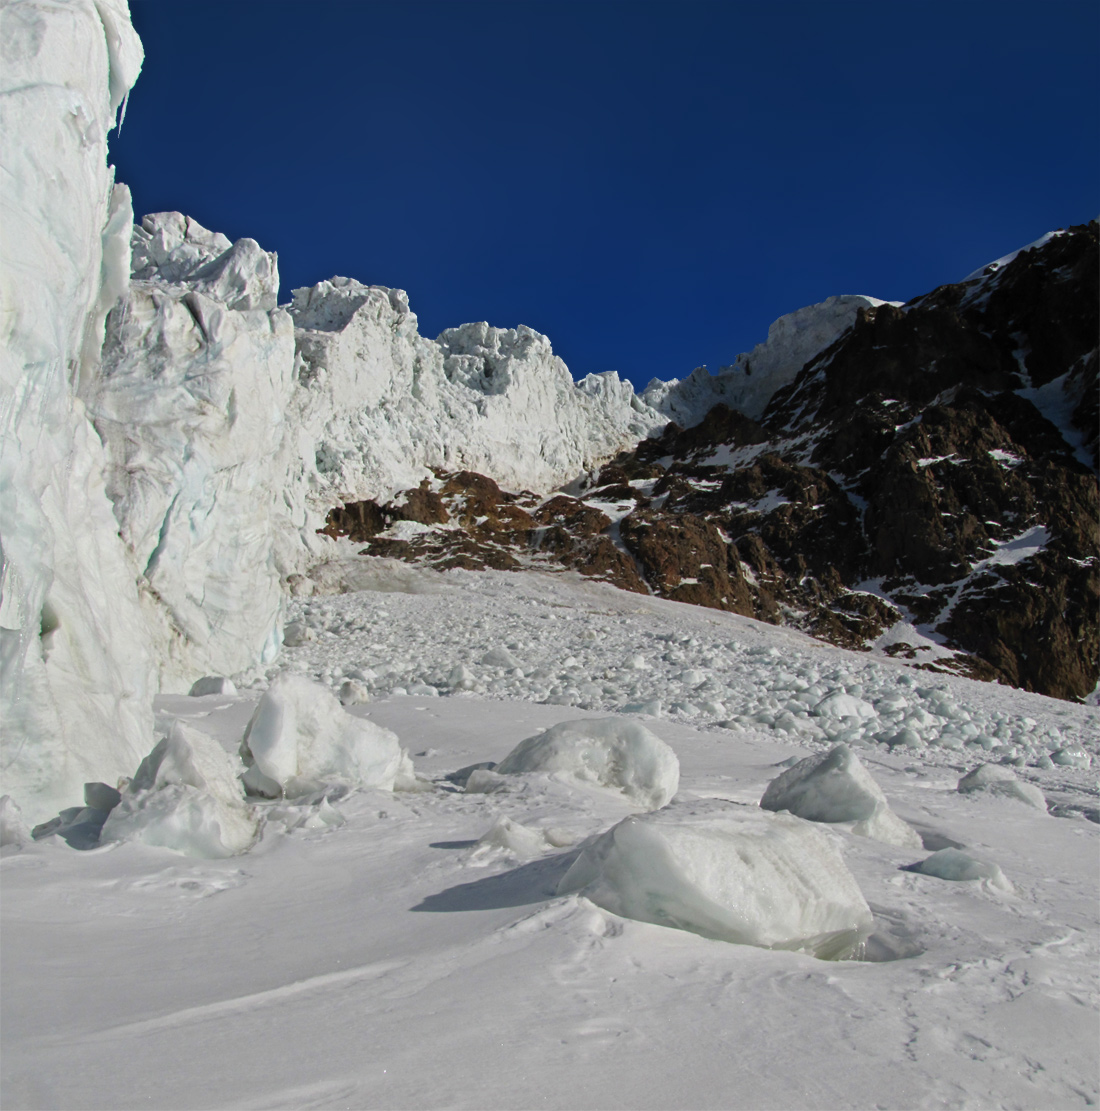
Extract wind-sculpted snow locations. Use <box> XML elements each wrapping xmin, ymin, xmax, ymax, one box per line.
<box><xmin>0</xmin><ymin>0</ymin><xmax>152</xmax><ymax>822</ymax></box>
<box><xmin>91</xmin><ymin>213</ymin><xmax>295</xmax><ymax>688</ymax></box>
<box><xmin>558</xmin><ymin>801</ymin><xmax>874</xmax><ymax>958</ymax></box>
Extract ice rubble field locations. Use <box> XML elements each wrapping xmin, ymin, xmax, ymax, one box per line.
<box><xmin>3</xmin><ymin>564</ymin><xmax>1099</xmax><ymax>1111</ymax></box>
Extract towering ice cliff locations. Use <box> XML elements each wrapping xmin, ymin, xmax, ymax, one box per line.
<box><xmin>0</xmin><ymin>0</ymin><xmax>150</xmax><ymax>820</ymax></box>
<box><xmin>91</xmin><ymin>213</ymin><xmax>295</xmax><ymax>690</ymax></box>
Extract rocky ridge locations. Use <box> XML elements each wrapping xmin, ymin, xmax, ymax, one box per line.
<box><xmin>319</xmin><ymin>224</ymin><xmax>1099</xmax><ymax>702</ymax></box>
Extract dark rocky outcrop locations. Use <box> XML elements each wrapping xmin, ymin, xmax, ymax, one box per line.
<box><xmin>319</xmin><ymin>222</ymin><xmax>1098</xmax><ymax>701</ymax></box>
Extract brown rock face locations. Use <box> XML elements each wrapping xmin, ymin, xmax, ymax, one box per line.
<box><xmin>316</xmin><ymin>222</ymin><xmax>1098</xmax><ymax>701</ymax></box>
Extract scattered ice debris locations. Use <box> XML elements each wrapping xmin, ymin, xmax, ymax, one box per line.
<box><xmin>496</xmin><ymin>718</ymin><xmax>680</xmax><ymax>810</ymax></box>
<box><xmin>956</xmin><ymin>764</ymin><xmax>1047</xmax><ymax>810</ymax></box>
<box><xmin>0</xmin><ymin>796</ymin><xmax>31</xmax><ymax>848</ymax></box>
<box><xmin>760</xmin><ymin>744</ymin><xmax>922</xmax><ymax>848</ymax></box>
<box><xmin>188</xmin><ymin>676</ymin><xmax>237</xmax><ymax>697</ymax></box>
<box><xmin>470</xmin><ymin>817</ymin><xmax>575</xmax><ymax>862</ymax></box>
<box><xmin>267</xmin><ymin>795</ymin><xmax>347</xmax><ymax>833</ymax></box>
<box><xmin>904</xmin><ymin>847</ymin><xmax>1013</xmax><ymax>892</ymax></box>
<box><xmin>102</xmin><ymin>722</ymin><xmax>260</xmax><ymax>858</ymax></box>
<box><xmin>239</xmin><ymin>673</ymin><xmax>407</xmax><ymax>798</ymax></box>
<box><xmin>558</xmin><ymin>801</ymin><xmax>874</xmax><ymax>959</ymax></box>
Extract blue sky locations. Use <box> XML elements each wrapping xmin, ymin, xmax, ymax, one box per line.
<box><xmin>114</xmin><ymin>1</ymin><xmax>1098</xmax><ymax>390</ymax></box>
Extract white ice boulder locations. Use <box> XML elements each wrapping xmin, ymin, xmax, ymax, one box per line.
<box><xmin>957</xmin><ymin>764</ymin><xmax>1046</xmax><ymax>810</ymax></box>
<box><xmin>239</xmin><ymin>674</ymin><xmax>405</xmax><ymax>797</ymax></box>
<box><xmin>760</xmin><ymin>744</ymin><xmax>922</xmax><ymax>848</ymax></box>
<box><xmin>496</xmin><ymin>718</ymin><xmax>680</xmax><ymax>810</ymax></box>
<box><xmin>101</xmin><ymin>721</ymin><xmax>259</xmax><ymax>858</ymax></box>
<box><xmin>906</xmin><ymin>847</ymin><xmax>1013</xmax><ymax>892</ymax></box>
<box><xmin>558</xmin><ymin>802</ymin><xmax>874</xmax><ymax>959</ymax></box>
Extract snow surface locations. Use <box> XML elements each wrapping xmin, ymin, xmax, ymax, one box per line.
<box><xmin>3</xmin><ymin>568</ymin><xmax>1097</xmax><ymax>1110</ymax></box>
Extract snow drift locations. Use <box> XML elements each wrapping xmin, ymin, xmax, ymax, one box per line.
<box><xmin>558</xmin><ymin>801</ymin><xmax>874</xmax><ymax>959</ymax></box>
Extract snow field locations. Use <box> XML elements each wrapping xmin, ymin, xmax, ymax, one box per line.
<box><xmin>3</xmin><ymin>568</ymin><xmax>1098</xmax><ymax>1109</ymax></box>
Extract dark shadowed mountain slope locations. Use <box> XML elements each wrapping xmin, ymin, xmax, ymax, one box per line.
<box><xmin>319</xmin><ymin>222</ymin><xmax>1099</xmax><ymax>701</ymax></box>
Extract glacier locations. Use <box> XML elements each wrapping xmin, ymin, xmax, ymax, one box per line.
<box><xmin>0</xmin><ymin>0</ymin><xmax>151</xmax><ymax>820</ymax></box>
<box><xmin>0</xmin><ymin>0</ymin><xmax>897</xmax><ymax>821</ymax></box>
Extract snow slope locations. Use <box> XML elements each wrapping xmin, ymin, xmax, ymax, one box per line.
<box><xmin>3</xmin><ymin>567</ymin><xmax>1097</xmax><ymax>1110</ymax></box>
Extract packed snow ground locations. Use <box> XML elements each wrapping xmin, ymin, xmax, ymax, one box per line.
<box><xmin>3</xmin><ymin>563</ymin><xmax>1098</xmax><ymax>1110</ymax></box>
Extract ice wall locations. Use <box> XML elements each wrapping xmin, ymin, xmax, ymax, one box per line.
<box><xmin>91</xmin><ymin>213</ymin><xmax>296</xmax><ymax>689</ymax></box>
<box><xmin>287</xmin><ymin>278</ymin><xmax>666</xmax><ymax>508</ymax></box>
<box><xmin>0</xmin><ymin>0</ymin><xmax>151</xmax><ymax>821</ymax></box>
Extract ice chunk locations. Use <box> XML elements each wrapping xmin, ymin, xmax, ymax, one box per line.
<box><xmin>240</xmin><ymin>674</ymin><xmax>404</xmax><ymax>797</ymax></box>
<box><xmin>760</xmin><ymin>744</ymin><xmax>921</xmax><ymax>848</ymax></box>
<box><xmin>813</xmin><ymin>693</ymin><xmax>876</xmax><ymax>721</ymax></box>
<box><xmin>102</xmin><ymin>722</ymin><xmax>259</xmax><ymax>858</ymax></box>
<box><xmin>0</xmin><ymin>797</ymin><xmax>32</xmax><ymax>849</ymax></box>
<box><xmin>1050</xmin><ymin>747</ymin><xmax>1091</xmax><ymax>768</ymax></box>
<box><xmin>957</xmin><ymin>764</ymin><xmax>1046</xmax><ymax>810</ymax></box>
<box><xmin>558</xmin><ymin>802</ymin><xmax>873</xmax><ymax>959</ymax></box>
<box><xmin>189</xmin><ymin>676</ymin><xmax>238</xmax><ymax>697</ymax></box>
<box><xmin>905</xmin><ymin>848</ymin><xmax>1013</xmax><ymax>892</ymax></box>
<box><xmin>471</xmin><ymin>817</ymin><xmax>574</xmax><ymax>861</ymax></box>
<box><xmin>338</xmin><ymin>680</ymin><xmax>371</xmax><ymax>706</ymax></box>
<box><xmin>480</xmin><ymin>647</ymin><xmax>519</xmax><ymax>669</ymax></box>
<box><xmin>496</xmin><ymin>718</ymin><xmax>680</xmax><ymax>810</ymax></box>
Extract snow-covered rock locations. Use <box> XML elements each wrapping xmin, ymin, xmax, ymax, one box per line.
<box><xmin>641</xmin><ymin>296</ymin><xmax>893</xmax><ymax>424</ymax></box>
<box><xmin>90</xmin><ymin>212</ymin><xmax>296</xmax><ymax>689</ymax></box>
<box><xmin>495</xmin><ymin>717</ymin><xmax>680</xmax><ymax>810</ymax></box>
<box><xmin>558</xmin><ymin>802</ymin><xmax>874</xmax><ymax>958</ymax></box>
<box><xmin>760</xmin><ymin>744</ymin><xmax>921</xmax><ymax>848</ymax></box>
<box><xmin>0</xmin><ymin>0</ymin><xmax>153</xmax><ymax>822</ymax></box>
<box><xmin>957</xmin><ymin>764</ymin><xmax>1046</xmax><ymax>810</ymax></box>
<box><xmin>239</xmin><ymin>673</ymin><xmax>406</xmax><ymax>797</ymax></box>
<box><xmin>189</xmin><ymin>676</ymin><xmax>237</xmax><ymax>697</ymax></box>
<box><xmin>102</xmin><ymin>721</ymin><xmax>259</xmax><ymax>858</ymax></box>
